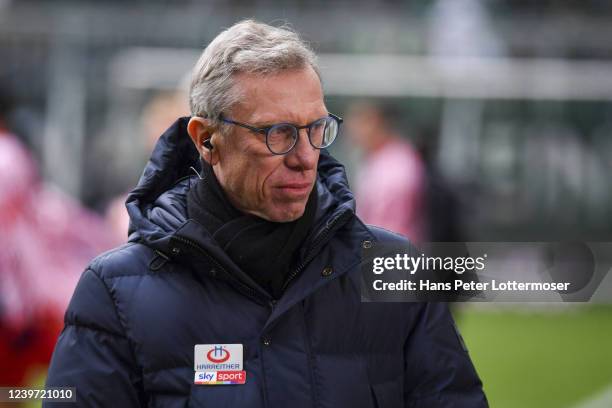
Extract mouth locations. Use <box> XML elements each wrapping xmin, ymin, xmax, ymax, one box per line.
<box><xmin>275</xmin><ymin>182</ymin><xmax>313</xmax><ymax>198</ymax></box>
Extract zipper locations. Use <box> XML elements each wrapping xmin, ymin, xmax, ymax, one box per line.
<box><xmin>281</xmin><ymin>209</ymin><xmax>352</xmax><ymax>292</ymax></box>
<box><xmin>171</xmin><ymin>235</ymin><xmax>270</xmax><ymax>305</ymax></box>
<box><xmin>174</xmin><ymin>234</ymin><xmax>276</xmax><ymax>408</ymax></box>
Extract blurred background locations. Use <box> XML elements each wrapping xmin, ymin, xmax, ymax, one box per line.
<box><xmin>1</xmin><ymin>0</ymin><xmax>612</xmax><ymax>407</ymax></box>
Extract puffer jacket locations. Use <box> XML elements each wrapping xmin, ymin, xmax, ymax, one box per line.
<box><xmin>45</xmin><ymin>118</ymin><xmax>487</xmax><ymax>407</ymax></box>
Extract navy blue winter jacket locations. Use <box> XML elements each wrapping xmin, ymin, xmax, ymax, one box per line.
<box><xmin>45</xmin><ymin>118</ymin><xmax>487</xmax><ymax>407</ymax></box>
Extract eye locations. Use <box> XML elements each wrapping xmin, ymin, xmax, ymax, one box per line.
<box><xmin>269</xmin><ymin>124</ymin><xmax>294</xmax><ymax>140</ymax></box>
<box><xmin>309</xmin><ymin>118</ymin><xmax>328</xmax><ymax>146</ymax></box>
<box><xmin>312</xmin><ymin>122</ymin><xmax>326</xmax><ymax>133</ymax></box>
<box><xmin>267</xmin><ymin>124</ymin><xmax>297</xmax><ymax>153</ymax></box>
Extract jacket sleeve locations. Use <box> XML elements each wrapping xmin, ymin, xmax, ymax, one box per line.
<box><xmin>403</xmin><ymin>302</ymin><xmax>488</xmax><ymax>407</ymax></box>
<box><xmin>44</xmin><ymin>268</ymin><xmax>145</xmax><ymax>407</ymax></box>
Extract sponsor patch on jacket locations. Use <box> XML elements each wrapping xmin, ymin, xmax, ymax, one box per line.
<box><xmin>194</xmin><ymin>344</ymin><xmax>245</xmax><ymax>385</ymax></box>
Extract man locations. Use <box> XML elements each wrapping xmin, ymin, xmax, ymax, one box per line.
<box><xmin>345</xmin><ymin>101</ymin><xmax>427</xmax><ymax>243</ymax></box>
<box><xmin>45</xmin><ymin>20</ymin><xmax>487</xmax><ymax>407</ymax></box>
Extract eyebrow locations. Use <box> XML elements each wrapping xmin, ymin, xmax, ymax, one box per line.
<box><xmin>250</xmin><ymin>120</ymin><xmax>279</xmax><ymax>128</ymax></box>
<box><xmin>250</xmin><ymin>114</ymin><xmax>329</xmax><ymax>128</ymax></box>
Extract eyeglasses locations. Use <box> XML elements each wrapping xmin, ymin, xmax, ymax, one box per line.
<box><xmin>219</xmin><ymin>113</ymin><xmax>342</xmax><ymax>155</ymax></box>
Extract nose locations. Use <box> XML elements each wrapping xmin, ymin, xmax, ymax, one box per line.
<box><xmin>284</xmin><ymin>129</ymin><xmax>318</xmax><ymax>171</ymax></box>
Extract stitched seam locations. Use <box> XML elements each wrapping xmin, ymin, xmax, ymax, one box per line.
<box><xmin>90</xmin><ymin>243</ymin><xmax>140</xmax><ymax>267</ymax></box>
<box><xmin>64</xmin><ymin>322</ymin><xmax>126</xmax><ymax>339</ymax></box>
<box><xmin>104</xmin><ymin>273</ymin><xmax>153</xmax><ymax>279</ymax></box>
<box><xmin>143</xmin><ymin>364</ymin><xmax>192</xmax><ymax>375</ymax></box>
<box><xmin>90</xmin><ymin>267</ymin><xmax>145</xmax><ymax>388</ymax></box>
<box><xmin>89</xmin><ymin>268</ymin><xmax>132</xmax><ymax>336</ymax></box>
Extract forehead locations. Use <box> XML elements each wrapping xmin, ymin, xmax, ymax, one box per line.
<box><xmin>232</xmin><ymin>66</ymin><xmax>326</xmax><ymax>123</ymax></box>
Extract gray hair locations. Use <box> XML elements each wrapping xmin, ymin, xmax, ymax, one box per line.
<box><xmin>189</xmin><ymin>20</ymin><xmax>320</xmax><ymax>129</ymax></box>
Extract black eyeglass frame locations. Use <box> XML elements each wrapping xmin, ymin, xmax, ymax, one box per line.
<box><xmin>218</xmin><ymin>113</ymin><xmax>343</xmax><ymax>155</ymax></box>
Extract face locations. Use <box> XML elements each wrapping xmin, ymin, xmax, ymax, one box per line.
<box><xmin>210</xmin><ymin>66</ymin><xmax>326</xmax><ymax>222</ymax></box>
<box><xmin>345</xmin><ymin>103</ymin><xmax>384</xmax><ymax>151</ymax></box>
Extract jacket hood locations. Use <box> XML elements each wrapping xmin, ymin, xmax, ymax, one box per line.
<box><xmin>126</xmin><ymin>117</ymin><xmax>356</xmax><ymax>254</ymax></box>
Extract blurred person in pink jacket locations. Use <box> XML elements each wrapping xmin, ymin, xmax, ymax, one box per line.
<box><xmin>0</xmin><ymin>123</ymin><xmax>114</xmax><ymax>386</ymax></box>
<box><xmin>345</xmin><ymin>101</ymin><xmax>427</xmax><ymax>244</ymax></box>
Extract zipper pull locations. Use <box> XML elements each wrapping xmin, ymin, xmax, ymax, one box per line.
<box><xmin>149</xmin><ymin>250</ymin><xmax>170</xmax><ymax>271</ymax></box>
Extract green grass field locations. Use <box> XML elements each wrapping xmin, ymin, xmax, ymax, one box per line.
<box><xmin>456</xmin><ymin>305</ymin><xmax>612</xmax><ymax>408</ymax></box>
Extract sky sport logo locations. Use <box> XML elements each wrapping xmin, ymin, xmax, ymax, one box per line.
<box><xmin>207</xmin><ymin>346</ymin><xmax>230</xmax><ymax>363</ymax></box>
<box><xmin>194</xmin><ymin>370</ymin><xmax>246</xmax><ymax>385</ymax></box>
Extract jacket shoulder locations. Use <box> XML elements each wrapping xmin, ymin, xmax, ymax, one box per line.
<box><xmin>62</xmin><ymin>243</ymin><xmax>154</xmax><ymax>335</ymax></box>
<box><xmin>88</xmin><ymin>242</ymin><xmax>156</xmax><ymax>280</ymax></box>
<box><xmin>365</xmin><ymin>224</ymin><xmax>414</xmax><ymax>246</ymax></box>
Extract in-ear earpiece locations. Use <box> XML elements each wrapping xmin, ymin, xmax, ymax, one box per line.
<box><xmin>203</xmin><ymin>139</ymin><xmax>214</xmax><ymax>150</ymax></box>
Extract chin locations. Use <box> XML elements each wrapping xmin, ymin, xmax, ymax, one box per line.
<box><xmin>267</xmin><ymin>203</ymin><xmax>307</xmax><ymax>223</ymax></box>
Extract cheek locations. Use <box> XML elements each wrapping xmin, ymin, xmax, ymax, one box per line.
<box><xmin>228</xmin><ymin>163</ymin><xmax>256</xmax><ymax>196</ymax></box>
<box><xmin>218</xmin><ymin>134</ymin><xmax>285</xmax><ymax>211</ymax></box>
<box><xmin>233</xmin><ymin>155</ymin><xmax>280</xmax><ymax>204</ymax></box>
<box><xmin>258</xmin><ymin>159</ymin><xmax>287</xmax><ymax>199</ymax></box>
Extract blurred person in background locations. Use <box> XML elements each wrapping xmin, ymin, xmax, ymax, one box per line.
<box><xmin>345</xmin><ymin>101</ymin><xmax>427</xmax><ymax>244</ymax></box>
<box><xmin>45</xmin><ymin>20</ymin><xmax>486</xmax><ymax>407</ymax></box>
<box><xmin>345</xmin><ymin>102</ymin><xmax>469</xmax><ymax>301</ymax></box>
<box><xmin>0</xmin><ymin>88</ymin><xmax>115</xmax><ymax>387</ymax></box>
<box><xmin>105</xmin><ymin>89</ymin><xmax>190</xmax><ymax>245</ymax></box>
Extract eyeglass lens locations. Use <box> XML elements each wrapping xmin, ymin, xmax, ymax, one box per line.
<box><xmin>267</xmin><ymin>117</ymin><xmax>338</xmax><ymax>154</ymax></box>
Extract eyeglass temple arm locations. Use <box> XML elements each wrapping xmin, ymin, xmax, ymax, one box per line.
<box><xmin>219</xmin><ymin>117</ymin><xmax>267</xmax><ymax>134</ymax></box>
<box><xmin>329</xmin><ymin>113</ymin><xmax>343</xmax><ymax>123</ymax></box>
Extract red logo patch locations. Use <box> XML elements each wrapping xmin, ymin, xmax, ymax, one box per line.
<box><xmin>206</xmin><ymin>346</ymin><xmax>230</xmax><ymax>363</ymax></box>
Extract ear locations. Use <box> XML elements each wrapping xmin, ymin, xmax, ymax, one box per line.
<box><xmin>187</xmin><ymin>116</ymin><xmax>219</xmax><ymax>165</ymax></box>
